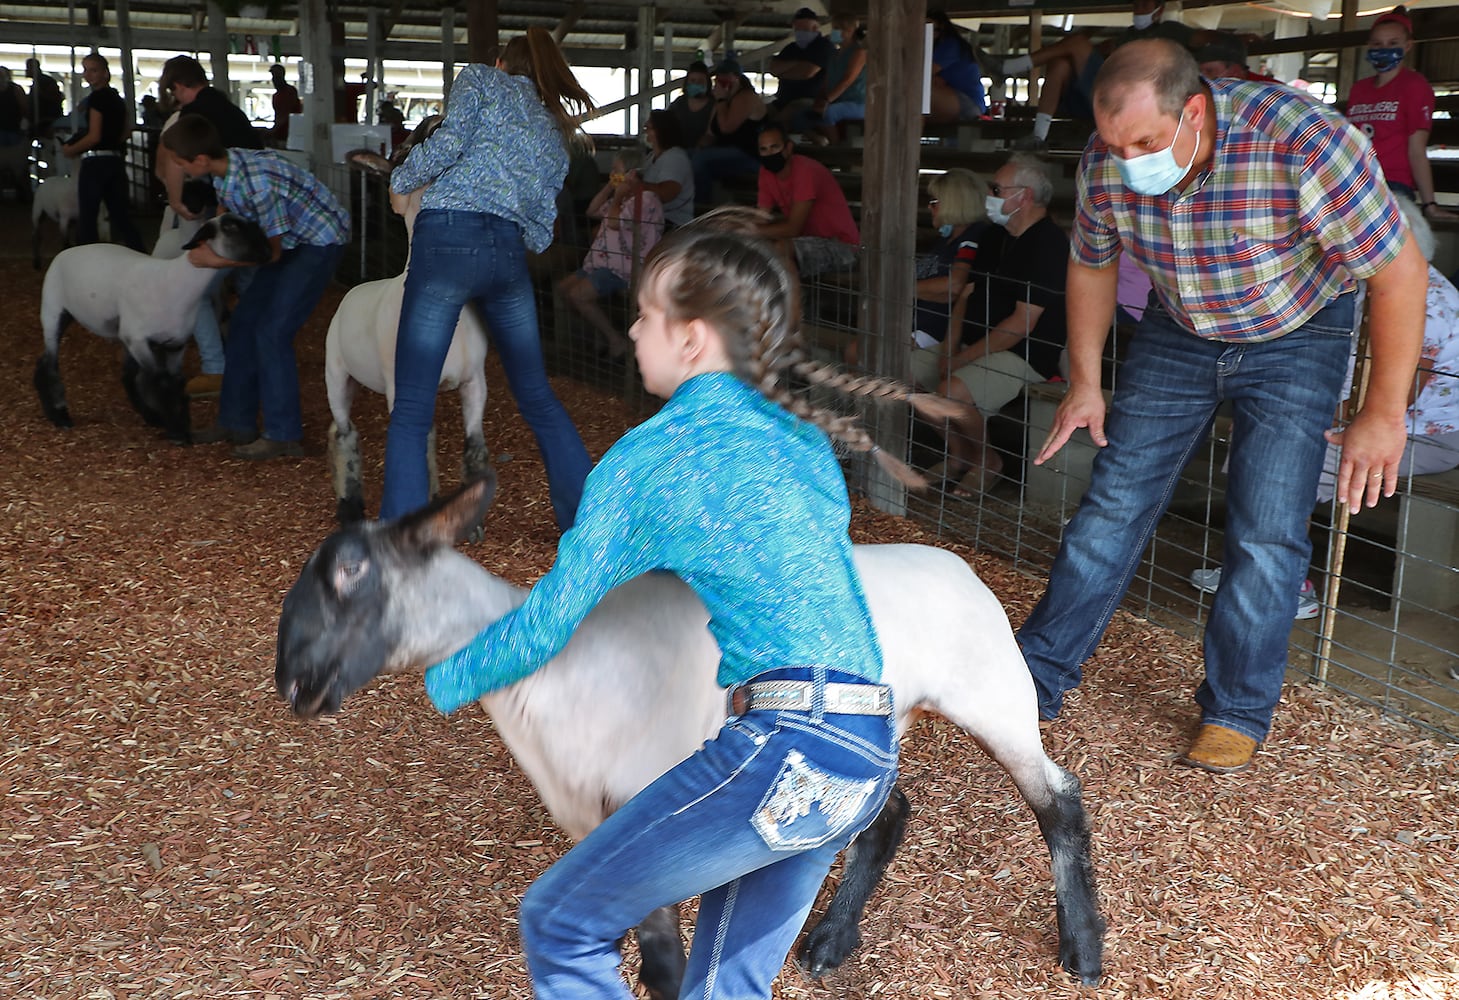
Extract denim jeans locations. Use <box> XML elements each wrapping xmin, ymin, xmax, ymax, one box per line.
<box><xmin>519</xmin><ymin>666</ymin><xmax>898</xmax><ymax>999</ymax></box>
<box><xmin>1019</xmin><ymin>292</ymin><xmax>1355</xmax><ymax>741</ymax></box>
<box><xmin>191</xmin><ymin>266</ymin><xmax>231</xmax><ymax>374</ymax></box>
<box><xmin>76</xmin><ymin>156</ymin><xmax>144</xmax><ymax>251</ymax></box>
<box><xmin>218</xmin><ymin>243</ymin><xmax>343</xmax><ymax>442</ymax></box>
<box><xmin>380</xmin><ymin>209</ymin><xmax>590</xmax><ymax>529</ymax></box>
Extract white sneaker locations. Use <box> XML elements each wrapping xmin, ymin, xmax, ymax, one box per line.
<box><xmin>1189</xmin><ymin>566</ymin><xmax>1322</xmax><ymax>620</ymax></box>
<box><xmin>1295</xmin><ymin>579</ymin><xmax>1320</xmax><ymax>620</ymax></box>
<box><xmin>1189</xmin><ymin>567</ymin><xmax>1223</xmax><ymax>593</ymax></box>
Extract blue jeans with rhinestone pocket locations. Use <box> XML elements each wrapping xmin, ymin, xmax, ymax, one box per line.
<box><xmin>519</xmin><ymin>666</ymin><xmax>899</xmax><ymax>999</ymax></box>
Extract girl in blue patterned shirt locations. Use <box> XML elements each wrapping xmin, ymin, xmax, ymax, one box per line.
<box><xmin>382</xmin><ymin>28</ymin><xmax>595</xmax><ymax>531</ymax></box>
<box><xmin>425</xmin><ymin>215</ymin><xmax>953</xmax><ymax>998</ymax></box>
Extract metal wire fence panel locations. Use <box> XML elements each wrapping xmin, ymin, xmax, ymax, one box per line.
<box><xmin>336</xmin><ymin>181</ymin><xmax>1459</xmax><ymax>742</ymax></box>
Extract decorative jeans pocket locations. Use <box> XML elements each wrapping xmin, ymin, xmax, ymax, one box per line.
<box><xmin>751</xmin><ymin>749</ymin><xmax>881</xmax><ymax>852</ymax></box>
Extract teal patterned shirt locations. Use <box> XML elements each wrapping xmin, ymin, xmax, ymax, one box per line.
<box><xmin>423</xmin><ymin>372</ymin><xmax>884</xmax><ymax>714</ymax></box>
<box><xmin>390</xmin><ymin>64</ymin><xmax>567</xmax><ymax>254</ymax></box>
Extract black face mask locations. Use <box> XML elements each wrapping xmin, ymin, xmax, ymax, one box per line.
<box><xmin>759</xmin><ymin>152</ymin><xmax>788</xmax><ymax>173</ymax></box>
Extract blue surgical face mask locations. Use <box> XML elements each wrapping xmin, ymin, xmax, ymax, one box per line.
<box><xmin>984</xmin><ymin>195</ymin><xmax>1012</xmax><ymax>227</ymax></box>
<box><xmin>938</xmin><ymin>222</ymin><xmax>954</xmax><ymax>238</ymax></box>
<box><xmin>1132</xmin><ymin>11</ymin><xmax>1156</xmax><ymax>29</ymax></box>
<box><xmin>1366</xmin><ymin>46</ymin><xmax>1404</xmax><ymax>72</ymax></box>
<box><xmin>685</xmin><ymin>82</ymin><xmax>707</xmax><ymax>97</ymax></box>
<box><xmin>1112</xmin><ymin>108</ymin><xmax>1198</xmax><ymax>196</ymax></box>
<box><xmin>794</xmin><ymin>29</ymin><xmax>820</xmax><ymax>47</ymax></box>
<box><xmin>829</xmin><ymin>29</ymin><xmax>844</xmax><ymax>45</ymax></box>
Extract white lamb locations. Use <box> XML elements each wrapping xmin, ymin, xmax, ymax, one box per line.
<box><xmin>34</xmin><ymin>213</ymin><xmax>271</xmax><ymax>444</ymax></box>
<box><xmin>325</xmin><ymin>146</ymin><xmax>489</xmax><ymax>524</ymax></box>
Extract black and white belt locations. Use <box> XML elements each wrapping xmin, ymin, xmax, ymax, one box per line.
<box><xmin>727</xmin><ymin>680</ymin><xmax>893</xmax><ymax>716</ymax></box>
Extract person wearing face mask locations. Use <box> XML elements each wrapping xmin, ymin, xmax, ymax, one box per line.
<box><xmin>753</xmin><ymin>121</ymin><xmax>858</xmax><ymax>278</ymax></box>
<box><xmin>795</xmin><ymin>14</ymin><xmax>868</xmax><ymax>144</ymax></box>
<box><xmin>689</xmin><ymin>58</ymin><xmax>767</xmax><ymax>210</ymax></box>
<box><xmin>926</xmin><ymin>11</ymin><xmax>987</xmax><ymax>125</ymax></box>
<box><xmin>890</xmin><ymin>168</ymin><xmax>992</xmax><ymax>388</ymax></box>
<box><xmin>931</xmin><ymin>154</ymin><xmax>1067</xmax><ymax>496</ymax></box>
<box><xmin>1345</xmin><ymin>6</ymin><xmax>1455</xmax><ymax>221</ymax></box>
<box><xmin>1020</xmin><ymin>40</ymin><xmax>1427</xmax><ymax>774</ymax></box>
<box><xmin>767</xmin><ymin>7</ymin><xmax>834</xmax><ymax>126</ymax></box>
<box><xmin>984</xmin><ymin>0</ymin><xmax>1196</xmax><ymax>151</ymax></box>
<box><xmin>667</xmin><ymin>61</ymin><xmax>714</xmax><ymax>148</ymax></box>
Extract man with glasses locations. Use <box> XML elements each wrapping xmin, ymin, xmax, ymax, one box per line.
<box><xmin>932</xmin><ymin>153</ymin><xmax>1067</xmax><ymax>496</ymax></box>
<box><xmin>1020</xmin><ymin>40</ymin><xmax>1425</xmax><ymax>773</ymax></box>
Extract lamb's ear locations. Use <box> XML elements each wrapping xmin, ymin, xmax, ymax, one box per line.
<box><xmin>390</xmin><ymin>468</ymin><xmax>499</xmax><ymax>551</ymax></box>
<box><xmin>180</xmin><ymin>218</ymin><xmax>218</xmax><ymax>251</ymax></box>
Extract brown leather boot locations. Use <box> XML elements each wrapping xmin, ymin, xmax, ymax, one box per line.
<box><xmin>1179</xmin><ymin>723</ymin><xmax>1259</xmax><ymax>773</ymax></box>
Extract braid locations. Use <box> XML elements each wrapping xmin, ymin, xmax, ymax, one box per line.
<box><xmin>646</xmin><ymin>218</ymin><xmax>958</xmax><ymax>490</ymax></box>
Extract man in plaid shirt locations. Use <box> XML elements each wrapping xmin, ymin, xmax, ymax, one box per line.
<box><xmin>163</xmin><ymin>114</ymin><xmax>350</xmax><ymax>461</ymax></box>
<box><xmin>1020</xmin><ymin>39</ymin><xmax>1427</xmax><ymax>772</ymax></box>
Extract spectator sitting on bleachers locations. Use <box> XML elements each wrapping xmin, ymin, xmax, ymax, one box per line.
<box><xmin>1196</xmin><ymin>34</ymin><xmax>1279</xmax><ymax>83</ymax></box>
<box><xmin>906</xmin><ymin>169</ymin><xmax>993</xmax><ymax>386</ymax></box>
<box><xmin>986</xmin><ymin>0</ymin><xmax>1196</xmax><ymax>151</ymax></box>
<box><xmin>557</xmin><ymin>151</ymin><xmax>665</xmax><ymax>360</ymax></box>
<box><xmin>667</xmin><ymin>61</ymin><xmax>713</xmax><ymax>149</ymax></box>
<box><xmin>690</xmin><ymin>59</ymin><xmax>766</xmax><ymax>210</ymax></box>
<box><xmin>629</xmin><ymin>110</ymin><xmax>694</xmax><ymax>228</ymax></box>
<box><xmin>1317</xmin><ymin>198</ymin><xmax>1459</xmax><ymax>501</ymax></box>
<box><xmin>794</xmin><ymin>13</ymin><xmax>867</xmax><ymax>145</ymax></box>
<box><xmin>1344</xmin><ymin>5</ymin><xmax>1456</xmax><ymax>221</ymax></box>
<box><xmin>845</xmin><ymin>168</ymin><xmax>990</xmax><ymax>372</ymax></box>
<box><xmin>767</xmin><ymin>7</ymin><xmax>834</xmax><ymax>127</ymax></box>
<box><xmin>927</xmin><ymin>11</ymin><xmax>987</xmax><ymax>125</ymax></box>
<box><xmin>934</xmin><ymin>153</ymin><xmax>1067</xmax><ymax>495</ymax></box>
<box><xmin>754</xmin><ymin>121</ymin><xmax>859</xmax><ymax>278</ymax></box>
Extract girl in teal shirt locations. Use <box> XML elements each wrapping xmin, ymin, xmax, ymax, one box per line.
<box><xmin>426</xmin><ymin>215</ymin><xmax>951</xmax><ymax>998</ymax></box>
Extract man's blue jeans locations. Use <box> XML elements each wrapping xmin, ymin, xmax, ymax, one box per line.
<box><xmin>218</xmin><ymin>243</ymin><xmax>343</xmax><ymax>443</ymax></box>
<box><xmin>380</xmin><ymin>209</ymin><xmax>589</xmax><ymax>530</ymax></box>
<box><xmin>519</xmin><ymin>666</ymin><xmax>898</xmax><ymax>999</ymax></box>
<box><xmin>1019</xmin><ymin>292</ymin><xmax>1355</xmax><ymax>742</ymax></box>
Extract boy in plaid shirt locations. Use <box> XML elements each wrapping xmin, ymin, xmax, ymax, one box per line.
<box><xmin>163</xmin><ymin>114</ymin><xmax>349</xmax><ymax>460</ymax></box>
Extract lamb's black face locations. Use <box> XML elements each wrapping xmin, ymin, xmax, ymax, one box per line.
<box><xmin>276</xmin><ymin>528</ymin><xmax>400</xmax><ymax>717</ymax></box>
<box><xmin>182</xmin><ymin>213</ymin><xmax>273</xmax><ymax>266</ymax></box>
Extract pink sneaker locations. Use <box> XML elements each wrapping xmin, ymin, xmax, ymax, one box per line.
<box><xmin>1295</xmin><ymin>579</ymin><xmax>1320</xmax><ymax>620</ymax></box>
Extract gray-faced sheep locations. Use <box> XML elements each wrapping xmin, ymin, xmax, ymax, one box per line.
<box><xmin>275</xmin><ymin>473</ymin><xmax>1105</xmax><ymax>997</ymax></box>
<box><xmin>325</xmin><ymin>117</ymin><xmax>490</xmax><ymax>524</ymax></box>
<box><xmin>33</xmin><ymin>213</ymin><xmax>272</xmax><ymax>445</ymax></box>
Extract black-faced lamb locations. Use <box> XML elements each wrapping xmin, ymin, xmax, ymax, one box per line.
<box><xmin>275</xmin><ymin>473</ymin><xmax>1105</xmax><ymax>996</ymax></box>
<box><xmin>33</xmin><ymin>214</ymin><xmax>272</xmax><ymax>445</ymax></box>
<box><xmin>325</xmin><ymin>118</ymin><xmax>489</xmax><ymax>524</ymax></box>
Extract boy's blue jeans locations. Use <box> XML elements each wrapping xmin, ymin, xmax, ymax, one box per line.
<box><xmin>218</xmin><ymin>243</ymin><xmax>343</xmax><ymax>442</ymax></box>
<box><xmin>519</xmin><ymin>666</ymin><xmax>898</xmax><ymax>999</ymax></box>
<box><xmin>380</xmin><ymin>209</ymin><xmax>590</xmax><ymax>529</ymax></box>
<box><xmin>1019</xmin><ymin>292</ymin><xmax>1355</xmax><ymax>741</ymax></box>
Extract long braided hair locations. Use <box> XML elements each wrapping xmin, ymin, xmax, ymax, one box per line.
<box><xmin>641</xmin><ymin>209</ymin><xmax>960</xmax><ymax>489</ymax></box>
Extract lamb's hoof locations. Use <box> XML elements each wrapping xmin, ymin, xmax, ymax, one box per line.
<box><xmin>796</xmin><ymin>921</ymin><xmax>860</xmax><ymax>979</ymax></box>
<box><xmin>336</xmin><ymin>497</ymin><xmax>366</xmax><ymax>525</ymax></box>
<box><xmin>1058</xmin><ymin>916</ymin><xmax>1105</xmax><ymax>986</ymax></box>
<box><xmin>465</xmin><ymin>523</ymin><xmax>485</xmax><ymax>544</ymax></box>
<box><xmin>49</xmin><ymin>408</ymin><xmax>74</xmax><ymax>429</ymax></box>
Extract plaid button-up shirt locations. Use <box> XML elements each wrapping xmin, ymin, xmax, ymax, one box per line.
<box><xmin>216</xmin><ymin>147</ymin><xmax>349</xmax><ymax>251</ymax></box>
<box><xmin>1072</xmin><ymin>78</ymin><xmax>1405</xmax><ymax>342</ymax></box>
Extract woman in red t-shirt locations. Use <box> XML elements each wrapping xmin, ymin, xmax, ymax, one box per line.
<box><xmin>1344</xmin><ymin>6</ymin><xmax>1454</xmax><ymax>221</ymax></box>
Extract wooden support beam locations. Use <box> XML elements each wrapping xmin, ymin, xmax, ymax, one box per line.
<box><xmin>466</xmin><ymin>0</ymin><xmax>497</xmax><ymax>65</ymax></box>
<box><xmin>207</xmin><ymin>0</ymin><xmax>229</xmax><ymax>95</ymax></box>
<box><xmin>553</xmin><ymin>0</ymin><xmax>586</xmax><ymax>45</ymax></box>
<box><xmin>860</xmin><ymin>0</ymin><xmax>926</xmax><ymax>516</ymax></box>
<box><xmin>298</xmin><ymin>0</ymin><xmax>333</xmax><ymax>169</ymax></box>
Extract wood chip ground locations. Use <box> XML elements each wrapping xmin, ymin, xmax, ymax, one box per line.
<box><xmin>2</xmin><ymin>259</ymin><xmax>1456</xmax><ymax>999</ymax></box>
